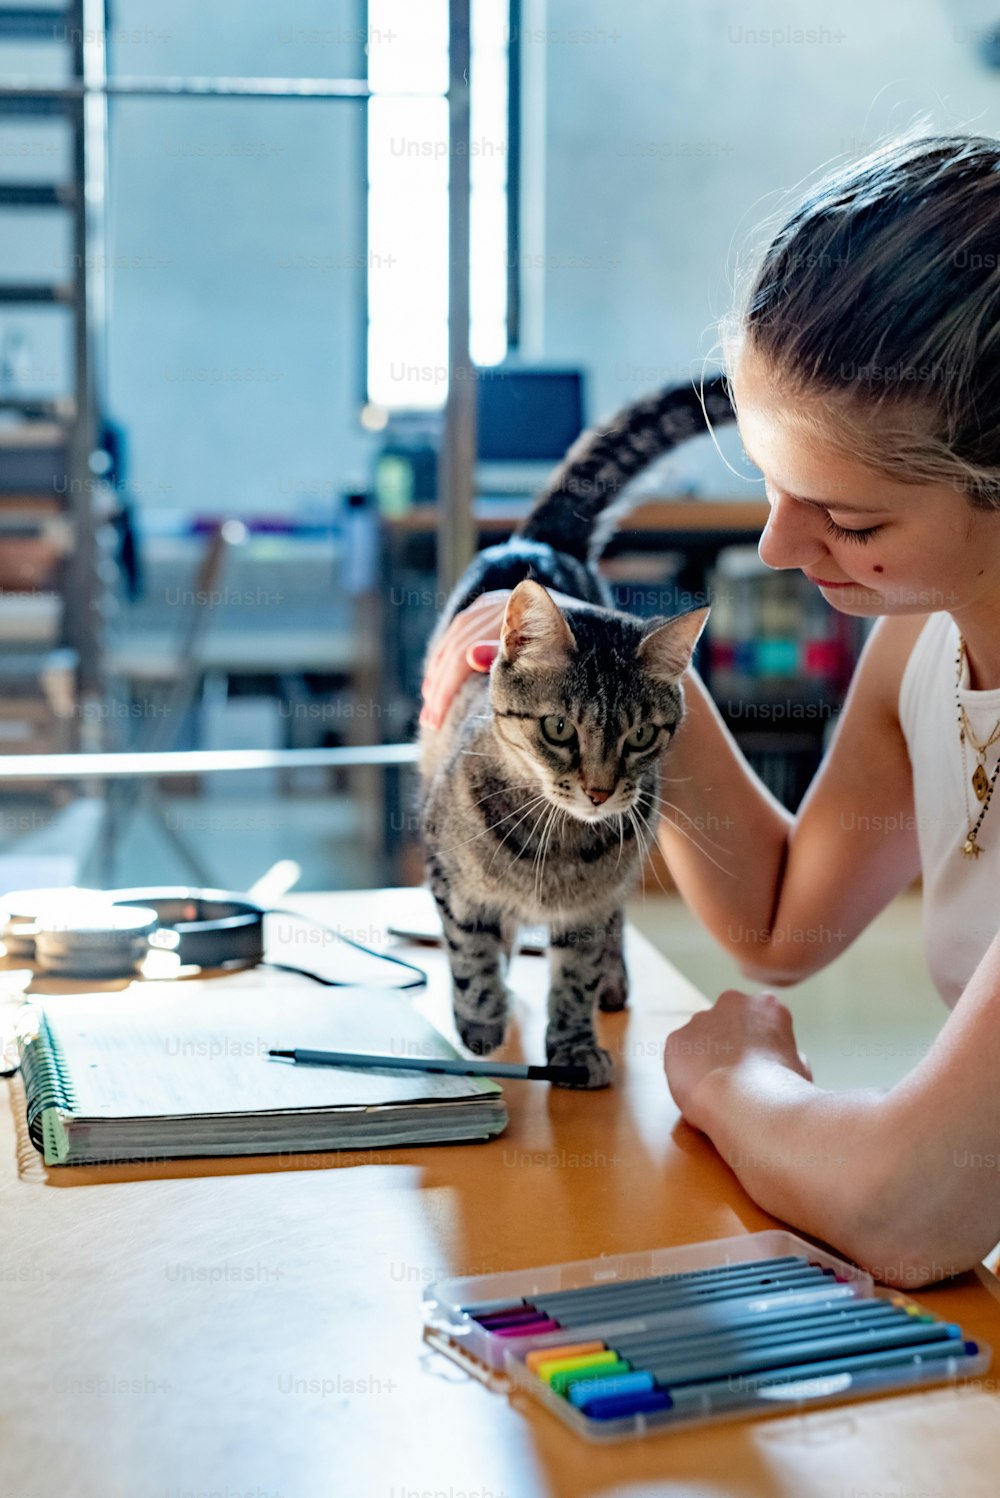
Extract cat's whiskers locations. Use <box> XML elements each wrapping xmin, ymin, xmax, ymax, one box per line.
<box><xmin>531</xmin><ymin>802</ymin><xmax>558</xmax><ymax>903</ymax></box>
<box><xmin>625</xmin><ymin>807</ymin><xmax>651</xmax><ymax>904</ymax></box>
<box><xmin>550</xmin><ymin>808</ymin><xmax>570</xmax><ymax>891</ymax></box>
<box><xmin>613</xmin><ymin>810</ymin><xmax>626</xmax><ymax>872</ymax></box>
<box><xmin>635</xmin><ymin>796</ymin><xmax>734</xmax><ymax>878</ymax></box>
<box><xmin>486</xmin><ymin>792</ymin><xmax>554</xmax><ymax>873</ymax></box>
<box><xmin>534</xmin><ymin>800</ymin><xmax>566</xmax><ymax>903</ymax></box>
<box><xmin>465</xmin><ymin>781</ymin><xmax>539</xmax><ymax>811</ymax></box>
<box><xmin>628</xmin><ymin>805</ymin><xmax>677</xmax><ymax>899</ymax></box>
<box><xmin>520</xmin><ymin>799</ymin><xmax>560</xmax><ymax>889</ymax></box>
<box><xmin>440</xmin><ymin>791</ymin><xmax>549</xmax><ymax>857</ymax></box>
<box><xmin>646</xmin><ymin>788</ymin><xmax>736</xmax><ymax>862</ymax></box>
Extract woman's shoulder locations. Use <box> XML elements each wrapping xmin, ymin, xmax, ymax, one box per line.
<box><xmin>850</xmin><ymin>612</ymin><xmax>934</xmax><ymax>729</ymax></box>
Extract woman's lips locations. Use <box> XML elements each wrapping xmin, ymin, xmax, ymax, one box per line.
<box><xmin>804</xmin><ymin>573</ymin><xmax>865</xmax><ymax>589</ymax></box>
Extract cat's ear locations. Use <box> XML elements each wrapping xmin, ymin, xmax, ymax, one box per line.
<box><xmin>499</xmin><ymin>579</ymin><xmax>577</xmax><ymax>668</ymax></box>
<box><xmin>636</xmin><ymin>606</ymin><xmax>710</xmax><ymax>683</ymax></box>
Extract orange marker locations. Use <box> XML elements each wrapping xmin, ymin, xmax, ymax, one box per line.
<box><xmin>525</xmin><ymin>1340</ymin><xmax>606</xmax><ymax>1373</ymax></box>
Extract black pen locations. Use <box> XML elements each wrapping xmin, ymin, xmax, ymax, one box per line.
<box><xmin>268</xmin><ymin>1047</ymin><xmax>589</xmax><ymax>1086</ymax></box>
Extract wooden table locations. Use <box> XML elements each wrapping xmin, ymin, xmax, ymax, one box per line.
<box><xmin>3</xmin><ymin>887</ymin><xmax>1000</xmax><ymax>1498</ymax></box>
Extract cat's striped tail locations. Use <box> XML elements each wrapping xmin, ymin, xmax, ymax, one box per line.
<box><xmin>516</xmin><ymin>373</ymin><xmax>737</xmax><ymax>563</ymax></box>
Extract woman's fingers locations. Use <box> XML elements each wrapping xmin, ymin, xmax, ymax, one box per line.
<box><xmin>420</xmin><ymin>592</ymin><xmax>510</xmax><ymax>729</ymax></box>
<box><xmin>467</xmin><ymin>641</ymin><xmax>499</xmax><ymax>671</ymax></box>
<box><xmin>420</xmin><ymin>628</ymin><xmax>499</xmax><ymax>729</ymax></box>
<box><xmin>424</xmin><ymin>590</ymin><xmax>510</xmax><ymax>675</ymax></box>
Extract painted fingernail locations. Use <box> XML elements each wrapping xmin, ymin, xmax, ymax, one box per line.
<box><xmin>468</xmin><ymin>643</ymin><xmax>497</xmax><ymax>671</ymax></box>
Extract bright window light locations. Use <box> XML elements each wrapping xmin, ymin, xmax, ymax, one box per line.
<box><xmin>367</xmin><ymin>0</ymin><xmax>510</xmax><ymax>410</ymax></box>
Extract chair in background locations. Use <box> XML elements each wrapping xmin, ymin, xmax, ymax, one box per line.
<box><xmin>101</xmin><ymin>521</ymin><xmax>244</xmax><ymax>883</ymax></box>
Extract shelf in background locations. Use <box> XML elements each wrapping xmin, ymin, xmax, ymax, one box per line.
<box><xmin>381</xmin><ymin>498</ymin><xmax>769</xmax><ymax>537</ymax></box>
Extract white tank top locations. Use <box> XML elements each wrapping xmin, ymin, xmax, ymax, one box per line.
<box><xmin>898</xmin><ymin>611</ymin><xmax>1000</xmax><ymax>1008</ymax></box>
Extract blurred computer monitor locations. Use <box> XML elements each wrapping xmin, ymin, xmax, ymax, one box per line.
<box><xmin>475</xmin><ymin>367</ymin><xmax>585</xmax><ymax>490</ymax></box>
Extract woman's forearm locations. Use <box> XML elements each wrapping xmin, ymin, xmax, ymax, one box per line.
<box><xmin>689</xmin><ymin>1058</ymin><xmax>885</xmax><ymax>1258</ymax></box>
<box><xmin>659</xmin><ymin>668</ymin><xmax>793</xmax><ymax>957</ymax></box>
<box><xmin>687</xmin><ymin>1054</ymin><xmax>989</xmax><ymax>1287</ymax></box>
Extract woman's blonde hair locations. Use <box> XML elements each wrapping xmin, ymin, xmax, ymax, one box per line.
<box><xmin>721</xmin><ymin>129</ymin><xmax>1000</xmax><ymax>509</ymax></box>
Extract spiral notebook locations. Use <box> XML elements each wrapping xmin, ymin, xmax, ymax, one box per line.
<box><xmin>14</xmin><ymin>982</ymin><xmax>507</xmax><ymax>1165</ymax></box>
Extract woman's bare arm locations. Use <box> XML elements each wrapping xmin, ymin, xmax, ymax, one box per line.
<box><xmin>666</xmin><ymin>941</ymin><xmax>1000</xmax><ymax>1285</ymax></box>
<box><xmin>658</xmin><ymin>614</ymin><xmax>927</xmax><ymax>983</ymax></box>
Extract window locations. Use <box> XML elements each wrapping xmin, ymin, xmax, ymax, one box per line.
<box><xmin>366</xmin><ymin>0</ymin><xmax>512</xmax><ymax>411</ymax></box>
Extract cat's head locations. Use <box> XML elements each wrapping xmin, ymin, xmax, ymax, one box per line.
<box><xmin>489</xmin><ymin>579</ymin><xmax>708</xmax><ymax>823</ymax></box>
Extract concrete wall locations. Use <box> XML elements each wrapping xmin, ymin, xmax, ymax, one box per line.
<box><xmin>537</xmin><ymin>0</ymin><xmax>1000</xmax><ymax>495</ymax></box>
<box><xmin>4</xmin><ymin>1</ymin><xmax>1000</xmax><ymax>513</ymax></box>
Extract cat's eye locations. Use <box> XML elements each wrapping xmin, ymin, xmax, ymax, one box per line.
<box><xmin>540</xmin><ymin>714</ymin><xmax>577</xmax><ymax>746</ymax></box>
<box><xmin>624</xmin><ymin>723</ymin><xmax>659</xmax><ymax>752</ymax></box>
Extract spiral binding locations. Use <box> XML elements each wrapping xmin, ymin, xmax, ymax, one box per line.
<box><xmin>16</xmin><ymin>1007</ymin><xmax>78</xmax><ymax>1152</ymax></box>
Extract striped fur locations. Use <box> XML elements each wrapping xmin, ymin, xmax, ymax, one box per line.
<box><xmin>419</xmin><ymin>375</ymin><xmax>736</xmax><ymax>1088</ymax></box>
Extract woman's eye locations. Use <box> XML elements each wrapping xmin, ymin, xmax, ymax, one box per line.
<box><xmin>625</xmin><ymin>723</ymin><xmax>658</xmax><ymax>751</ymax></box>
<box><xmin>540</xmin><ymin>714</ymin><xmax>577</xmax><ymax>745</ymax></box>
<box><xmin>824</xmin><ymin>514</ymin><xmax>883</xmax><ymax>545</ymax></box>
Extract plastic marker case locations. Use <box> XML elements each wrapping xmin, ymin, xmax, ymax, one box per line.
<box><xmin>421</xmin><ymin>1230</ymin><xmax>990</xmax><ymax>1442</ymax></box>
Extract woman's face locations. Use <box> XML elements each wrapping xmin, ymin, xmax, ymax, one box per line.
<box><xmin>731</xmin><ymin>355</ymin><xmax>1000</xmax><ymax>618</ymax></box>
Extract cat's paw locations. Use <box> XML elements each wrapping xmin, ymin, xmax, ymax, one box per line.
<box><xmin>596</xmin><ymin>975</ymin><xmax>629</xmax><ymax>1013</ymax></box>
<box><xmin>456</xmin><ymin>1012</ymin><xmax>507</xmax><ymax>1055</ymax></box>
<box><xmin>546</xmin><ymin>1041</ymin><xmax>614</xmax><ymax>1090</ymax></box>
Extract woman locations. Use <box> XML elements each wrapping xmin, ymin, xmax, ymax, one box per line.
<box><xmin>419</xmin><ymin>132</ymin><xmax>1000</xmax><ymax>1287</ymax></box>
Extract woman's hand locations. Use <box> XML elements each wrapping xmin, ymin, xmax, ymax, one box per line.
<box><xmin>418</xmin><ymin>586</ymin><xmax>581</xmax><ymax>730</ymax></box>
<box><xmin>418</xmin><ymin>590</ymin><xmax>510</xmax><ymax>730</ymax></box>
<box><xmin>664</xmin><ymin>989</ymin><xmax>812</xmax><ymax>1132</ymax></box>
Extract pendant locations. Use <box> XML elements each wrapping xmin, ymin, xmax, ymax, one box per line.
<box><xmin>973</xmin><ymin>763</ymin><xmax>990</xmax><ymax>801</ymax></box>
<box><xmin>963</xmin><ymin>837</ymin><xmax>982</xmax><ymax>858</ymax></box>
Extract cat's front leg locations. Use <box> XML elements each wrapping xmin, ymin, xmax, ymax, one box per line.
<box><xmin>596</xmin><ymin>906</ymin><xmax>628</xmax><ymax>1012</ymax></box>
<box><xmin>430</xmin><ymin>886</ymin><xmax>511</xmax><ymax>1055</ymax></box>
<box><xmin>545</xmin><ymin>917</ymin><xmax>617</xmax><ymax>1089</ymax></box>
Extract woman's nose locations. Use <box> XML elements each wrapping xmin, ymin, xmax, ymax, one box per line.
<box><xmin>757</xmin><ymin>491</ymin><xmax>828</xmax><ymax>571</ymax></box>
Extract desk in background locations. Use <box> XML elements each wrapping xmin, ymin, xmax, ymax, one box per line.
<box><xmin>2</xmin><ymin>887</ymin><xmax>1000</xmax><ymax>1497</ymax></box>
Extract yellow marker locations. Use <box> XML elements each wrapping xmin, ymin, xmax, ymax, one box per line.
<box><xmin>525</xmin><ymin>1340</ymin><xmax>606</xmax><ymax>1372</ymax></box>
<box><xmin>536</xmin><ymin>1349</ymin><xmax>620</xmax><ymax>1383</ymax></box>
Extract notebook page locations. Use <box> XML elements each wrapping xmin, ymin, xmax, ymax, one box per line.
<box><xmin>29</xmin><ymin>984</ymin><xmax>500</xmax><ymax>1120</ymax></box>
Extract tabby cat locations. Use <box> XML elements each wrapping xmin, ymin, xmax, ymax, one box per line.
<box><xmin>418</xmin><ymin>375</ymin><xmax>736</xmax><ymax>1087</ymax></box>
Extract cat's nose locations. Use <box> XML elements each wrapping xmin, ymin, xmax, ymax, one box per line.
<box><xmin>585</xmin><ymin>787</ymin><xmax>613</xmax><ymax>806</ymax></box>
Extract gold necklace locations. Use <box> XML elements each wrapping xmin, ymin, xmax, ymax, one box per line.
<box><xmin>956</xmin><ymin>635</ymin><xmax>1000</xmax><ymax>857</ymax></box>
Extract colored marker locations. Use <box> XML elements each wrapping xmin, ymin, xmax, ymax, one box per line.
<box><xmin>488</xmin><ymin>1284</ymin><xmax>863</xmax><ymax>1347</ymax></box>
<box><xmin>525</xmin><ymin>1340</ymin><xmax>605</xmax><ymax>1372</ymax></box>
<box><xmin>569</xmin><ymin>1369</ymin><xmax>654</xmax><ymax>1407</ymax></box>
<box><xmin>609</xmin><ymin>1302</ymin><xmax>920</xmax><ymax>1359</ymax></box>
<box><xmin>533</xmin><ymin>1348</ymin><xmax>620</xmax><ymax>1380</ymax></box>
<box><xmin>553</xmin><ymin>1310</ymin><xmax>925</xmax><ymax>1404</ymax></box>
<box><xmin>550</xmin><ymin>1359</ymin><xmax>632</xmax><ymax>1396</ymax></box>
<box><xmin>582</xmin><ymin>1388</ymin><xmax>674</xmax><ymax>1420</ymax></box>
<box><xmin>612</xmin><ymin>1320</ymin><xmax>965</xmax><ymax>1388</ymax></box>
<box><xmin>526</xmin><ymin>1262</ymin><xmax>836</xmax><ymax>1308</ymax></box>
<box><xmin>558</xmin><ymin>1313</ymin><xmax>925</xmax><ymax>1405</ymax></box>
<box><xmin>547</xmin><ymin>1300</ymin><xmax>904</xmax><ymax>1372</ymax></box>
<box><xmin>458</xmin><ymin>1255</ymin><xmax>810</xmax><ymax>1316</ymax></box>
<box><xmin>526</xmin><ymin>1269</ymin><xmax>842</xmax><ymax>1327</ymax></box>
<box><xmin>579</xmin><ymin>1337</ymin><xmax>975</xmax><ymax>1421</ymax></box>
<box><xmin>514</xmin><ymin>1256</ymin><xmax>818</xmax><ymax>1310</ymax></box>
<box><xmin>492</xmin><ymin>1317</ymin><xmax>561</xmax><ymax>1338</ymax></box>
<box><xmin>652</xmin><ymin>1336</ymin><xmax>977</xmax><ymax>1416</ymax></box>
